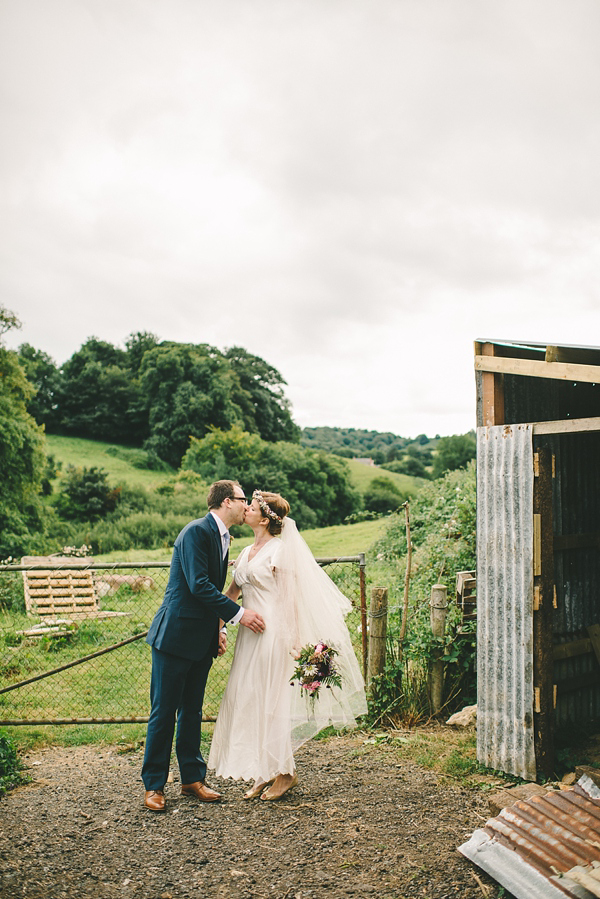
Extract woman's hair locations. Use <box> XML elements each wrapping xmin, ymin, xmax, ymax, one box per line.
<box><xmin>255</xmin><ymin>490</ymin><xmax>290</xmax><ymax>536</ymax></box>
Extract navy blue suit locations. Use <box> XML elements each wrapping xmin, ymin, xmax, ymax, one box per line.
<box><xmin>142</xmin><ymin>514</ymin><xmax>240</xmax><ymax>790</ymax></box>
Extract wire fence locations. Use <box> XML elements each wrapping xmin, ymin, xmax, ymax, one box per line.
<box><xmin>0</xmin><ymin>555</ymin><xmax>366</xmax><ymax>725</ymax></box>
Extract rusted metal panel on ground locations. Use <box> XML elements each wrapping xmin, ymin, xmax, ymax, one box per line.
<box><xmin>459</xmin><ymin>775</ymin><xmax>600</xmax><ymax>899</ymax></box>
<box><xmin>476</xmin><ymin>424</ymin><xmax>535</xmax><ymax>781</ymax></box>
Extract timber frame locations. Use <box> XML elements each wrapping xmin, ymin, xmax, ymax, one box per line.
<box><xmin>474</xmin><ymin>339</ymin><xmax>600</xmax><ymax>780</ymax></box>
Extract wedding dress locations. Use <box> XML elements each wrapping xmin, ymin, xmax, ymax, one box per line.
<box><xmin>208</xmin><ymin>520</ymin><xmax>367</xmax><ymax>783</ymax></box>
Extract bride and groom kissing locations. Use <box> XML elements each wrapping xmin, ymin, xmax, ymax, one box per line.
<box><xmin>141</xmin><ymin>479</ymin><xmax>367</xmax><ymax>812</ymax></box>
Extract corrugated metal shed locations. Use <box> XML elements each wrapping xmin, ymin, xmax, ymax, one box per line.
<box><xmin>474</xmin><ymin>340</ymin><xmax>600</xmax><ymax>780</ymax></box>
<box><xmin>459</xmin><ymin>775</ymin><xmax>600</xmax><ymax>899</ymax></box>
<box><xmin>477</xmin><ymin>424</ymin><xmax>535</xmax><ymax>780</ymax></box>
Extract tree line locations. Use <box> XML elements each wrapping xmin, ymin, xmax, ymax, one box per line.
<box><xmin>0</xmin><ymin>308</ymin><xmax>360</xmax><ymax>557</ymax></box>
<box><xmin>18</xmin><ymin>333</ymin><xmax>300</xmax><ymax>467</ymax></box>
<box><xmin>1</xmin><ymin>305</ymin><xmax>476</xmax><ymax>558</ymax></box>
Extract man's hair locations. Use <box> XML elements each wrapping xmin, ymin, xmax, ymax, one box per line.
<box><xmin>207</xmin><ymin>480</ymin><xmax>241</xmax><ymax>509</ymax></box>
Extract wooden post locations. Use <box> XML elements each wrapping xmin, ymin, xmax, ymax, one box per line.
<box><xmin>367</xmin><ymin>587</ymin><xmax>388</xmax><ymax>690</ymax></box>
<box><xmin>429</xmin><ymin>584</ymin><xmax>448</xmax><ymax>715</ymax></box>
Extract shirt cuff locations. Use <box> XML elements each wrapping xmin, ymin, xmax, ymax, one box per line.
<box><xmin>229</xmin><ymin>606</ymin><xmax>244</xmax><ymax>625</ymax></box>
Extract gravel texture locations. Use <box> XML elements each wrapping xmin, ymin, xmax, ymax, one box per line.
<box><xmin>0</xmin><ymin>732</ymin><xmax>497</xmax><ymax>899</ymax></box>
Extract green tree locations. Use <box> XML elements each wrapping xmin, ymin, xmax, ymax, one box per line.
<box><xmin>0</xmin><ymin>312</ymin><xmax>47</xmax><ymax>556</ymax></box>
<box><xmin>57</xmin><ymin>338</ymin><xmax>147</xmax><ymax>444</ymax></box>
<box><xmin>224</xmin><ymin>346</ymin><xmax>300</xmax><ymax>444</ymax></box>
<box><xmin>55</xmin><ymin>466</ymin><xmax>121</xmax><ymax>522</ymax></box>
<box><xmin>140</xmin><ymin>343</ymin><xmax>245</xmax><ymax>467</ymax></box>
<box><xmin>182</xmin><ymin>426</ymin><xmax>361</xmax><ymax>529</ymax></box>
<box><xmin>17</xmin><ymin>343</ymin><xmax>62</xmax><ymax>429</ymax></box>
<box><xmin>363</xmin><ymin>476</ymin><xmax>406</xmax><ymax>515</ymax></box>
<box><xmin>432</xmin><ymin>433</ymin><xmax>476</xmax><ymax>479</ymax></box>
<box><xmin>124</xmin><ymin>330</ymin><xmax>160</xmax><ymax>374</ymax></box>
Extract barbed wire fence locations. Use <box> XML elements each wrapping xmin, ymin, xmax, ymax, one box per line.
<box><xmin>0</xmin><ymin>556</ymin><xmax>366</xmax><ymax>726</ymax></box>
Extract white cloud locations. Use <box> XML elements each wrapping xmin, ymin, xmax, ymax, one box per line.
<box><xmin>2</xmin><ymin>0</ymin><xmax>600</xmax><ymax>437</ymax></box>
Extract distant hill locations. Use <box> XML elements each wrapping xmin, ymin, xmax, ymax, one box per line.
<box><xmin>301</xmin><ymin>426</ymin><xmax>438</xmax><ymax>463</ymax></box>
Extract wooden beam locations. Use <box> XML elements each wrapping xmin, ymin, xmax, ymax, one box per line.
<box><xmin>531</xmin><ymin>417</ymin><xmax>600</xmax><ymax>435</ymax></box>
<box><xmin>545</xmin><ymin>345</ymin><xmax>600</xmax><ymax>366</ymax></box>
<box><xmin>554</xmin><ymin>533</ymin><xmax>600</xmax><ymax>552</ymax></box>
<box><xmin>479</xmin><ymin>343</ymin><xmax>504</xmax><ymax>426</ymax></box>
<box><xmin>553</xmin><ymin>638</ymin><xmax>593</xmax><ymax>661</ymax></box>
<box><xmin>475</xmin><ymin>355</ymin><xmax>600</xmax><ymax>384</ymax></box>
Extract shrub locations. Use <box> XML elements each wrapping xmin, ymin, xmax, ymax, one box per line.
<box><xmin>363</xmin><ymin>476</ymin><xmax>407</xmax><ymax>515</ymax></box>
<box><xmin>55</xmin><ymin>466</ymin><xmax>121</xmax><ymax>522</ymax></box>
<box><xmin>367</xmin><ymin>461</ymin><xmax>476</xmax><ymax>723</ymax></box>
<box><xmin>0</xmin><ymin>733</ymin><xmax>27</xmax><ymax>795</ymax></box>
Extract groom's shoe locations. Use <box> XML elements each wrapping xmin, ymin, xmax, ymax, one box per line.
<box><xmin>181</xmin><ymin>781</ymin><xmax>221</xmax><ymax>802</ymax></box>
<box><xmin>144</xmin><ymin>789</ymin><xmax>166</xmax><ymax>812</ymax></box>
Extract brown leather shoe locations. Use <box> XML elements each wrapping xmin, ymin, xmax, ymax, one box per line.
<box><xmin>181</xmin><ymin>781</ymin><xmax>221</xmax><ymax>802</ymax></box>
<box><xmin>144</xmin><ymin>789</ymin><xmax>166</xmax><ymax>812</ymax></box>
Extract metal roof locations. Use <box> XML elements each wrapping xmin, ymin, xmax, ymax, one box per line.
<box><xmin>459</xmin><ymin>775</ymin><xmax>600</xmax><ymax>899</ymax></box>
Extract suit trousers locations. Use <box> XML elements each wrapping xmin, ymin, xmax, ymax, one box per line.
<box><xmin>141</xmin><ymin>647</ymin><xmax>213</xmax><ymax>791</ymax></box>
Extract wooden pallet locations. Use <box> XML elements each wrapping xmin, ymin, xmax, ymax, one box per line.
<box><xmin>456</xmin><ymin>570</ymin><xmax>476</xmax><ymax>623</ymax></box>
<box><xmin>21</xmin><ymin>556</ymin><xmax>128</xmax><ymax>624</ymax></box>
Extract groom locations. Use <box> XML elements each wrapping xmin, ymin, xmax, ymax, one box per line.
<box><xmin>141</xmin><ymin>479</ymin><xmax>265</xmax><ymax>812</ymax></box>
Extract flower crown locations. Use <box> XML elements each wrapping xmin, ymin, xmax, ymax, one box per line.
<box><xmin>252</xmin><ymin>490</ymin><xmax>283</xmax><ymax>524</ymax></box>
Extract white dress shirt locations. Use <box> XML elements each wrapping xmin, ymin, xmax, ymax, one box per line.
<box><xmin>209</xmin><ymin>510</ymin><xmax>243</xmax><ymax>626</ymax></box>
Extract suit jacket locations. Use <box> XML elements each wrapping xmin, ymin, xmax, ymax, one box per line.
<box><xmin>146</xmin><ymin>514</ymin><xmax>240</xmax><ymax>662</ymax></box>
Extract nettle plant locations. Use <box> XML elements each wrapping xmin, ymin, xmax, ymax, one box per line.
<box><xmin>367</xmin><ymin>462</ymin><xmax>476</xmax><ymax>725</ymax></box>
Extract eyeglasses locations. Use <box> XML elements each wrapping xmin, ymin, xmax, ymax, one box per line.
<box><xmin>231</xmin><ymin>496</ymin><xmax>248</xmax><ymax>503</ymax></box>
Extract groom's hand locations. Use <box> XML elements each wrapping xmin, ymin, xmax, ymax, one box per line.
<box><xmin>240</xmin><ymin>609</ymin><xmax>265</xmax><ymax>633</ymax></box>
<box><xmin>218</xmin><ymin>631</ymin><xmax>227</xmax><ymax>656</ymax></box>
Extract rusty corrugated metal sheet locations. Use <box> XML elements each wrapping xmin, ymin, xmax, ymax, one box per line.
<box><xmin>459</xmin><ymin>775</ymin><xmax>600</xmax><ymax>899</ymax></box>
<box><xmin>476</xmin><ymin>424</ymin><xmax>535</xmax><ymax>781</ymax></box>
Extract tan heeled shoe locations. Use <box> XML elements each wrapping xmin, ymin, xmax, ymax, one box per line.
<box><xmin>260</xmin><ymin>773</ymin><xmax>298</xmax><ymax>801</ymax></box>
<box><xmin>243</xmin><ymin>778</ymin><xmax>274</xmax><ymax>800</ymax></box>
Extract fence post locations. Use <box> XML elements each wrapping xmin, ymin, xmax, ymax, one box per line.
<box><xmin>429</xmin><ymin>584</ymin><xmax>448</xmax><ymax>715</ymax></box>
<box><xmin>367</xmin><ymin>587</ymin><xmax>388</xmax><ymax>690</ymax></box>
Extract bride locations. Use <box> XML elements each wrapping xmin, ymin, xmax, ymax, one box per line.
<box><xmin>208</xmin><ymin>490</ymin><xmax>367</xmax><ymax>800</ymax></box>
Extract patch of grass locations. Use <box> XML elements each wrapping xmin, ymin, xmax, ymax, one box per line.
<box><xmin>358</xmin><ymin>726</ymin><xmax>500</xmax><ymax>788</ymax></box>
<box><xmin>346</xmin><ymin>458</ymin><xmax>425</xmax><ymax>496</ymax></box>
<box><xmin>45</xmin><ymin>435</ymin><xmax>175</xmax><ymax>490</ymax></box>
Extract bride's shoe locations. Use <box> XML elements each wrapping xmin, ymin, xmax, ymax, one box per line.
<box><xmin>243</xmin><ymin>778</ymin><xmax>274</xmax><ymax>800</ymax></box>
<box><xmin>260</xmin><ymin>773</ymin><xmax>298</xmax><ymax>801</ymax></box>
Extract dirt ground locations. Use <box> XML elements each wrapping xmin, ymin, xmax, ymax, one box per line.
<box><xmin>0</xmin><ymin>732</ymin><xmax>499</xmax><ymax>899</ymax></box>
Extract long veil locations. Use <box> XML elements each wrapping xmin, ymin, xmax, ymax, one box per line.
<box><xmin>274</xmin><ymin>518</ymin><xmax>368</xmax><ymax>750</ymax></box>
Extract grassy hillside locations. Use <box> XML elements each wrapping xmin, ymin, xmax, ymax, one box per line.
<box><xmin>45</xmin><ymin>435</ymin><xmax>423</xmax><ymax>497</ymax></box>
<box><xmin>94</xmin><ymin>517</ymin><xmax>386</xmax><ymax>564</ymax></box>
<box><xmin>45</xmin><ymin>435</ymin><xmax>175</xmax><ymax>489</ymax></box>
<box><xmin>345</xmin><ymin>458</ymin><xmax>424</xmax><ymax>495</ymax></box>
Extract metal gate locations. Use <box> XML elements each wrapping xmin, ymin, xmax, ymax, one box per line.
<box><xmin>0</xmin><ymin>556</ymin><xmax>366</xmax><ymax>725</ymax></box>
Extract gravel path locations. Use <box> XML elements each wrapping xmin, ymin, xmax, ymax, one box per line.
<box><xmin>0</xmin><ymin>732</ymin><xmax>496</xmax><ymax>899</ymax></box>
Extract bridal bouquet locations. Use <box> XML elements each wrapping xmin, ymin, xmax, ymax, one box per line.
<box><xmin>290</xmin><ymin>641</ymin><xmax>342</xmax><ymax>700</ymax></box>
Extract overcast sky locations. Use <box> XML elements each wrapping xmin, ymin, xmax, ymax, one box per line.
<box><xmin>2</xmin><ymin>0</ymin><xmax>600</xmax><ymax>438</ymax></box>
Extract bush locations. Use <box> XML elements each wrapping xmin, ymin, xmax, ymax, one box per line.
<box><xmin>79</xmin><ymin>512</ymin><xmax>192</xmax><ymax>554</ymax></box>
<box><xmin>182</xmin><ymin>426</ymin><xmax>361</xmax><ymax>529</ymax></box>
<box><xmin>55</xmin><ymin>466</ymin><xmax>121</xmax><ymax>522</ymax></box>
<box><xmin>367</xmin><ymin>462</ymin><xmax>477</xmax><ymax>723</ymax></box>
<box><xmin>363</xmin><ymin>476</ymin><xmax>407</xmax><ymax>515</ymax></box>
<box><xmin>0</xmin><ymin>733</ymin><xmax>27</xmax><ymax>795</ymax></box>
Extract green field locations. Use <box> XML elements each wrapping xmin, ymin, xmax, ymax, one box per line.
<box><xmin>45</xmin><ymin>435</ymin><xmax>176</xmax><ymax>489</ymax></box>
<box><xmin>345</xmin><ymin>458</ymin><xmax>424</xmax><ymax>495</ymax></box>
<box><xmin>94</xmin><ymin>517</ymin><xmax>387</xmax><ymax>564</ymax></box>
<box><xmin>45</xmin><ymin>435</ymin><xmax>423</xmax><ymax>497</ymax></box>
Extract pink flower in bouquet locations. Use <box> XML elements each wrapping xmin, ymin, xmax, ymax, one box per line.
<box><xmin>315</xmin><ymin>642</ymin><xmax>326</xmax><ymax>653</ymax></box>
